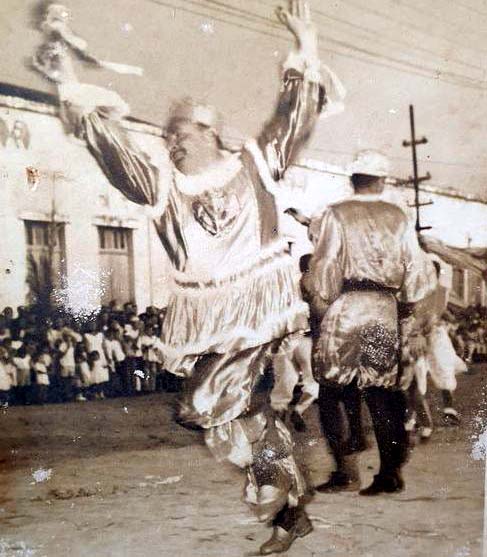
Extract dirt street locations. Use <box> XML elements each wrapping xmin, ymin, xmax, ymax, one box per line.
<box><xmin>0</xmin><ymin>366</ymin><xmax>486</xmax><ymax>557</ymax></box>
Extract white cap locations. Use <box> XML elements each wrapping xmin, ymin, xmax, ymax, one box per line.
<box><xmin>46</xmin><ymin>4</ymin><xmax>70</xmax><ymax>20</ymax></box>
<box><xmin>166</xmin><ymin>97</ymin><xmax>221</xmax><ymax>133</ymax></box>
<box><xmin>348</xmin><ymin>150</ymin><xmax>390</xmax><ymax>178</ymax></box>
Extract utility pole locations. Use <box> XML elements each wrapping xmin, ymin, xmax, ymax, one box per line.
<box><xmin>402</xmin><ymin>105</ymin><xmax>433</xmax><ymax>235</ymax></box>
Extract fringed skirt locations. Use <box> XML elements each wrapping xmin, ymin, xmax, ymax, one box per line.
<box><xmin>159</xmin><ymin>257</ymin><xmax>309</xmax><ymax>376</ymax></box>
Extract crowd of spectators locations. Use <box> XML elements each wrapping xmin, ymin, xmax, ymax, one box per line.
<box><xmin>0</xmin><ymin>302</ymin><xmax>182</xmax><ymax>406</ymax></box>
<box><xmin>0</xmin><ymin>301</ymin><xmax>485</xmax><ymax>407</ymax></box>
<box><xmin>446</xmin><ymin>305</ymin><xmax>487</xmax><ymax>363</ymax></box>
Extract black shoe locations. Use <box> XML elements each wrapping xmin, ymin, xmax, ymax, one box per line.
<box><xmin>260</xmin><ymin>526</ymin><xmax>299</xmax><ymax>555</ymax></box>
<box><xmin>295</xmin><ymin>510</ymin><xmax>313</xmax><ymax>537</ymax></box>
<box><xmin>359</xmin><ymin>473</ymin><xmax>404</xmax><ymax>496</ymax></box>
<box><xmin>290</xmin><ymin>410</ymin><xmax>307</xmax><ymax>432</ymax></box>
<box><xmin>315</xmin><ymin>471</ymin><xmax>360</xmax><ymax>493</ymax></box>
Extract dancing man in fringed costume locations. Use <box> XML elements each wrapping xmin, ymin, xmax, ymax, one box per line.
<box><xmin>31</xmin><ymin>1</ymin><xmax>333</xmax><ymax>553</ymax></box>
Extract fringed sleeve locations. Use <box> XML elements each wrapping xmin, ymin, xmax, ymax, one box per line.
<box><xmin>83</xmin><ymin>112</ymin><xmax>160</xmax><ymax>207</ymax></box>
<box><xmin>257</xmin><ymin>51</ymin><xmax>325</xmax><ymax>182</ymax></box>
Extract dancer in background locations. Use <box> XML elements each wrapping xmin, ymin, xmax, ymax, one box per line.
<box><xmin>304</xmin><ymin>150</ymin><xmax>436</xmax><ymax>496</ymax></box>
<box><xmin>270</xmin><ymin>329</ymin><xmax>319</xmax><ymax>432</ymax></box>
<box><xmin>31</xmin><ymin>2</ymin><xmax>142</xmax><ymax>135</ymax></box>
<box><xmin>403</xmin><ymin>260</ymin><xmax>466</xmax><ymax>441</ymax></box>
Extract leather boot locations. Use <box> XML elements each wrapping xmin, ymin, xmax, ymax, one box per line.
<box><xmin>260</xmin><ymin>525</ymin><xmax>299</xmax><ymax>555</ymax></box>
<box><xmin>295</xmin><ymin>508</ymin><xmax>313</xmax><ymax>537</ymax></box>
<box><xmin>260</xmin><ymin>507</ymin><xmax>312</xmax><ymax>555</ymax></box>
<box><xmin>316</xmin><ymin>454</ymin><xmax>360</xmax><ymax>493</ymax></box>
<box><xmin>315</xmin><ymin>470</ymin><xmax>360</xmax><ymax>493</ymax></box>
<box><xmin>359</xmin><ymin>471</ymin><xmax>404</xmax><ymax>496</ymax></box>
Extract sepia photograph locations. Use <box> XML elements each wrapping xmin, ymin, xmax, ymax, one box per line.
<box><xmin>0</xmin><ymin>1</ymin><xmax>486</xmax><ymax>555</ymax></box>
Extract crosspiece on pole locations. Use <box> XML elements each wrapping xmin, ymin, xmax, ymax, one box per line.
<box><xmin>401</xmin><ymin>104</ymin><xmax>432</xmax><ymax>234</ymax></box>
<box><xmin>399</xmin><ymin>172</ymin><xmax>432</xmax><ymax>186</ymax></box>
<box><xmin>402</xmin><ymin>137</ymin><xmax>428</xmax><ymax>147</ymax></box>
<box><xmin>407</xmin><ymin>201</ymin><xmax>433</xmax><ymax>208</ymax></box>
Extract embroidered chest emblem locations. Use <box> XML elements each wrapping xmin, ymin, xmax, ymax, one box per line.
<box><xmin>192</xmin><ymin>187</ymin><xmax>242</xmax><ymax>237</ymax></box>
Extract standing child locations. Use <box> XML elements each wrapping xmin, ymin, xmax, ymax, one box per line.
<box><xmin>57</xmin><ymin>332</ymin><xmax>76</xmax><ymax>401</ymax></box>
<box><xmin>13</xmin><ymin>345</ymin><xmax>32</xmax><ymax>405</ymax></box>
<box><xmin>84</xmin><ymin>321</ymin><xmax>109</xmax><ymax>369</ymax></box>
<box><xmin>32</xmin><ymin>352</ymin><xmax>50</xmax><ymax>404</ymax></box>
<box><xmin>36</xmin><ymin>342</ymin><xmax>54</xmax><ymax>402</ymax></box>
<box><xmin>465</xmin><ymin>324</ymin><xmax>478</xmax><ymax>364</ymax></box>
<box><xmin>0</xmin><ymin>346</ymin><xmax>16</xmax><ymax>406</ymax></box>
<box><xmin>89</xmin><ymin>350</ymin><xmax>109</xmax><ymax>400</ymax></box>
<box><xmin>74</xmin><ymin>351</ymin><xmax>91</xmax><ymax>401</ymax></box>
<box><xmin>124</xmin><ymin>317</ymin><xmax>143</xmax><ymax>393</ymax></box>
<box><xmin>139</xmin><ymin>325</ymin><xmax>159</xmax><ymax>393</ymax></box>
<box><xmin>103</xmin><ymin>326</ymin><xmax>126</xmax><ymax>396</ymax></box>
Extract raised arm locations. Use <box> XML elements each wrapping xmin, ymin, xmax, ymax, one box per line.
<box><xmin>83</xmin><ymin>114</ymin><xmax>161</xmax><ymax>207</ymax></box>
<box><xmin>52</xmin><ymin>20</ymin><xmax>142</xmax><ymax>75</ymax></box>
<box><xmin>257</xmin><ymin>0</ymin><xmax>326</xmax><ymax>181</ymax></box>
<box><xmin>49</xmin><ymin>21</ymin><xmax>91</xmax><ymax>58</ymax></box>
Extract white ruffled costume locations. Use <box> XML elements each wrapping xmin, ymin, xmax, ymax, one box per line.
<box><xmin>58</xmin><ymin>42</ymin><xmax>327</xmax><ymax>522</ymax></box>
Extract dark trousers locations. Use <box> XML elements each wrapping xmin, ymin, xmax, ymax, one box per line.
<box><xmin>35</xmin><ymin>384</ymin><xmax>49</xmax><ymax>405</ymax></box>
<box><xmin>318</xmin><ymin>382</ymin><xmax>409</xmax><ymax>477</ymax></box>
<box><xmin>317</xmin><ymin>381</ymin><xmax>363</xmax><ymax>470</ymax></box>
<box><xmin>60</xmin><ymin>377</ymin><xmax>73</xmax><ymax>402</ymax></box>
<box><xmin>343</xmin><ymin>382</ymin><xmax>365</xmax><ymax>449</ymax></box>
<box><xmin>121</xmin><ymin>358</ymin><xmax>136</xmax><ymax>396</ymax></box>
<box><xmin>272</xmin><ymin>503</ymin><xmax>303</xmax><ymax>531</ymax></box>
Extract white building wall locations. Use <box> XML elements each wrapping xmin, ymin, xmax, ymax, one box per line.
<box><xmin>0</xmin><ymin>102</ymin><xmax>172</xmax><ymax>313</ymax></box>
<box><xmin>0</xmin><ymin>96</ymin><xmax>485</xmax><ymax>312</ymax></box>
<box><xmin>278</xmin><ymin>162</ymin><xmax>487</xmax><ymax>305</ymax></box>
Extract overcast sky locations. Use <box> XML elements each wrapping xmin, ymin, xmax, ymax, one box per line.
<box><xmin>1</xmin><ymin>0</ymin><xmax>487</xmax><ymax>197</ymax></box>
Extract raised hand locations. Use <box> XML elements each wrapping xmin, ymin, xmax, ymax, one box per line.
<box><xmin>99</xmin><ymin>61</ymin><xmax>144</xmax><ymax>76</ymax></box>
<box><xmin>276</xmin><ymin>0</ymin><xmax>318</xmax><ymax>57</ymax></box>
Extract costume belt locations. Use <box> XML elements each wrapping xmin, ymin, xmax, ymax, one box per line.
<box><xmin>341</xmin><ymin>279</ymin><xmax>398</xmax><ymax>295</ymax></box>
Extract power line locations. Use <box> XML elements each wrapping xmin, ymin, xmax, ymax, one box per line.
<box><xmin>201</xmin><ymin>0</ymin><xmax>282</xmax><ymax>30</ymax></box>
<box><xmin>403</xmin><ymin>0</ymin><xmax>487</xmax><ymax>41</ymax></box>
<box><xmin>200</xmin><ymin>0</ymin><xmax>487</xmax><ymax>89</ymax></box>
<box><xmin>147</xmin><ymin>0</ymin><xmax>487</xmax><ymax>90</ymax></box>
<box><xmin>256</xmin><ymin>0</ymin><xmax>487</xmax><ymax>54</ymax></box>
<box><xmin>339</xmin><ymin>0</ymin><xmax>487</xmax><ymax>56</ymax></box>
<box><xmin>257</xmin><ymin>0</ymin><xmax>487</xmax><ymax>56</ymax></box>
<box><xmin>312</xmin><ymin>8</ymin><xmax>484</xmax><ymax>73</ymax></box>
<box><xmin>148</xmin><ymin>0</ymin><xmax>287</xmax><ymax>42</ymax></box>
<box><xmin>205</xmin><ymin>0</ymin><xmax>484</xmax><ymax>73</ymax></box>
<box><xmin>448</xmin><ymin>0</ymin><xmax>487</xmax><ymax>18</ymax></box>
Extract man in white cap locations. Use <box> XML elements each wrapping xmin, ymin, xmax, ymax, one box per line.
<box><xmin>303</xmin><ymin>149</ymin><xmax>436</xmax><ymax>496</ymax></box>
<box><xmin>62</xmin><ymin>1</ymin><xmax>329</xmax><ymax>553</ymax></box>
